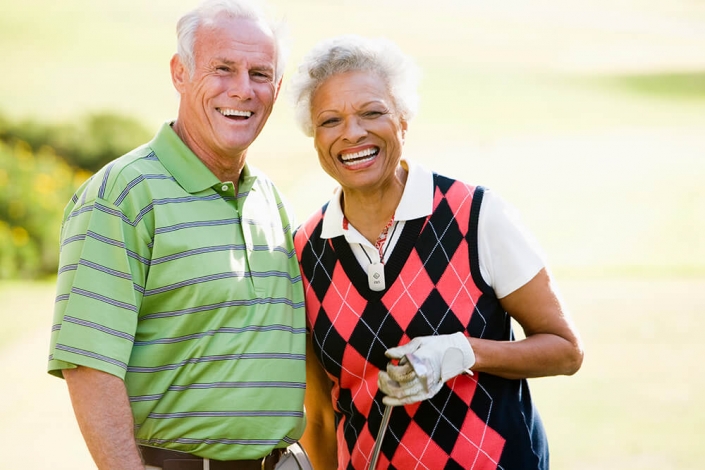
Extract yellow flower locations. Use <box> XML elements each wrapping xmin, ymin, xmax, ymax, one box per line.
<box><xmin>11</xmin><ymin>226</ymin><xmax>29</xmax><ymax>247</ymax></box>
<box><xmin>73</xmin><ymin>170</ymin><xmax>92</xmax><ymax>188</ymax></box>
<box><xmin>34</xmin><ymin>173</ymin><xmax>57</xmax><ymax>195</ymax></box>
<box><xmin>14</xmin><ymin>141</ymin><xmax>35</xmax><ymax>171</ymax></box>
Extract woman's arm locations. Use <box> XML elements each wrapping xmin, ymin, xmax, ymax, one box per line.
<box><xmin>300</xmin><ymin>337</ymin><xmax>338</xmax><ymax>470</ymax></box>
<box><xmin>469</xmin><ymin>268</ymin><xmax>584</xmax><ymax>380</ymax></box>
<box><xmin>63</xmin><ymin>366</ymin><xmax>144</xmax><ymax>469</ymax></box>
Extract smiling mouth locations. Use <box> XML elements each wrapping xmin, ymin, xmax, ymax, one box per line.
<box><xmin>339</xmin><ymin>147</ymin><xmax>379</xmax><ymax>166</ymax></box>
<box><xmin>217</xmin><ymin>108</ymin><xmax>253</xmax><ymax>120</ymax></box>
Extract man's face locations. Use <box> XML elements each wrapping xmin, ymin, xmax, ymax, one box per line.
<box><xmin>172</xmin><ymin>15</ymin><xmax>279</xmax><ymax>160</ymax></box>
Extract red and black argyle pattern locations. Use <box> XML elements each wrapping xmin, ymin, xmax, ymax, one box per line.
<box><xmin>295</xmin><ymin>175</ymin><xmax>548</xmax><ymax>469</ymax></box>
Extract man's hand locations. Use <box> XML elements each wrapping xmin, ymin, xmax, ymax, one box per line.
<box><xmin>378</xmin><ymin>332</ymin><xmax>475</xmax><ymax>406</ymax></box>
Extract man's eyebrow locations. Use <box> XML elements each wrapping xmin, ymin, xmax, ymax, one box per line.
<box><xmin>214</xmin><ymin>57</ymin><xmax>236</xmax><ymax>66</ymax></box>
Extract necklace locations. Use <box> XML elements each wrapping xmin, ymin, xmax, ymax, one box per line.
<box><xmin>360</xmin><ymin>217</ymin><xmax>398</xmax><ymax>291</ymax></box>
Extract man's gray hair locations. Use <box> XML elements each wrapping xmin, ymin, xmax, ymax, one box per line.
<box><xmin>288</xmin><ymin>35</ymin><xmax>421</xmax><ymax>137</ymax></box>
<box><xmin>176</xmin><ymin>0</ymin><xmax>289</xmax><ymax>83</ymax></box>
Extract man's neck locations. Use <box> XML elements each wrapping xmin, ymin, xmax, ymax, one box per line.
<box><xmin>171</xmin><ymin>120</ymin><xmax>245</xmax><ymax>187</ymax></box>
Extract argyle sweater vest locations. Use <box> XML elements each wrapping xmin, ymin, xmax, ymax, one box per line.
<box><xmin>295</xmin><ymin>175</ymin><xmax>548</xmax><ymax>470</ymax></box>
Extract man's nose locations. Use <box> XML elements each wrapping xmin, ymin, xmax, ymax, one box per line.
<box><xmin>227</xmin><ymin>72</ymin><xmax>254</xmax><ymax>100</ymax></box>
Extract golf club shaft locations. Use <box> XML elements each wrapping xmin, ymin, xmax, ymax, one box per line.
<box><xmin>368</xmin><ymin>404</ymin><xmax>393</xmax><ymax>470</ymax></box>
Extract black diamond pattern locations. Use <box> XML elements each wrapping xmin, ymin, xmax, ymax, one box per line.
<box><xmin>302</xmin><ymin>236</ymin><xmax>339</xmax><ymax>302</ymax></box>
<box><xmin>339</xmin><ymin>387</ymin><xmax>362</xmax><ymax>453</ymax></box>
<box><xmin>444</xmin><ymin>458</ymin><xmax>465</xmax><ymax>470</ymax></box>
<box><xmin>348</xmin><ymin>301</ymin><xmax>405</xmax><ymax>370</ymax></box>
<box><xmin>312</xmin><ymin>310</ymin><xmax>347</xmax><ymax>378</ymax></box>
<box><xmin>472</xmin><ymin>294</ymin><xmax>509</xmax><ymax>340</ymax></box>
<box><xmin>416</xmin><ymin>198</ymin><xmax>464</xmax><ymax>284</ymax></box>
<box><xmin>435</xmin><ymin>173</ymin><xmax>455</xmax><ymax>195</ymax></box>
<box><xmin>407</xmin><ymin>288</ymin><xmax>467</xmax><ymax>337</ymax></box>
<box><xmin>414</xmin><ymin>386</ymin><xmax>468</xmax><ymax>455</ymax></box>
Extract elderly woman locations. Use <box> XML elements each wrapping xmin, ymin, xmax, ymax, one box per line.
<box><xmin>290</xmin><ymin>35</ymin><xmax>583</xmax><ymax>470</ymax></box>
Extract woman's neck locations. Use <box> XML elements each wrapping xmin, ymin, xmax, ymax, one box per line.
<box><xmin>341</xmin><ymin>165</ymin><xmax>408</xmax><ymax>244</ymax></box>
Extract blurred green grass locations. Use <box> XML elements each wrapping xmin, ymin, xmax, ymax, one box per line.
<box><xmin>595</xmin><ymin>71</ymin><xmax>705</xmax><ymax>100</ymax></box>
<box><xmin>0</xmin><ymin>279</ymin><xmax>56</xmax><ymax>346</ymax></box>
<box><xmin>3</xmin><ymin>277</ymin><xmax>703</xmax><ymax>469</ymax></box>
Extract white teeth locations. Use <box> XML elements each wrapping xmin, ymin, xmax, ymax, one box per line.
<box><xmin>342</xmin><ymin>155</ymin><xmax>375</xmax><ymax>166</ymax></box>
<box><xmin>219</xmin><ymin>108</ymin><xmax>252</xmax><ymax>117</ymax></box>
<box><xmin>340</xmin><ymin>148</ymin><xmax>377</xmax><ymax>161</ymax></box>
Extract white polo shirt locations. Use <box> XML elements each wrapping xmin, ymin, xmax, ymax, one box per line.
<box><xmin>319</xmin><ymin>159</ymin><xmax>545</xmax><ymax>298</ymax></box>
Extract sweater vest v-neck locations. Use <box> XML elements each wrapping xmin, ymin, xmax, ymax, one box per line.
<box><xmin>295</xmin><ymin>174</ymin><xmax>548</xmax><ymax>470</ymax></box>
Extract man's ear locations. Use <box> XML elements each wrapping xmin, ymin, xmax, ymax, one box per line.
<box><xmin>273</xmin><ymin>76</ymin><xmax>283</xmax><ymax>101</ymax></box>
<box><xmin>170</xmin><ymin>54</ymin><xmax>187</xmax><ymax>93</ymax></box>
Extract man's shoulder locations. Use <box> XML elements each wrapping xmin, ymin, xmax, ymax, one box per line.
<box><xmin>69</xmin><ymin>140</ymin><xmax>167</xmax><ymax>209</ymax></box>
<box><xmin>105</xmin><ymin>142</ymin><xmax>162</xmax><ymax>177</ymax></box>
<box><xmin>247</xmin><ymin>164</ymin><xmax>278</xmax><ymax>189</ymax></box>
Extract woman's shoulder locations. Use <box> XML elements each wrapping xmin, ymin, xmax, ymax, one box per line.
<box><xmin>294</xmin><ymin>203</ymin><xmax>329</xmax><ymax>243</ymax></box>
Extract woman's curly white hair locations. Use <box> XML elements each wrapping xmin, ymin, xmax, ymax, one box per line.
<box><xmin>288</xmin><ymin>35</ymin><xmax>421</xmax><ymax>137</ymax></box>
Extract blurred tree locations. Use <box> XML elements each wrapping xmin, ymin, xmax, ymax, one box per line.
<box><xmin>0</xmin><ymin>140</ymin><xmax>91</xmax><ymax>278</ymax></box>
<box><xmin>0</xmin><ymin>109</ymin><xmax>148</xmax><ymax>278</ymax></box>
<box><xmin>0</xmin><ymin>110</ymin><xmax>151</xmax><ymax>172</ymax></box>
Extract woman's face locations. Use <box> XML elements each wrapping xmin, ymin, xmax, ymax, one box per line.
<box><xmin>310</xmin><ymin>70</ymin><xmax>407</xmax><ymax>194</ymax></box>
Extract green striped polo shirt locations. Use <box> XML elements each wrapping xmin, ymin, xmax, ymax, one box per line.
<box><xmin>47</xmin><ymin>122</ymin><xmax>306</xmax><ymax>460</ymax></box>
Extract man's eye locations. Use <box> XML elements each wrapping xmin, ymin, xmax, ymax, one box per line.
<box><xmin>251</xmin><ymin>71</ymin><xmax>273</xmax><ymax>81</ymax></box>
<box><xmin>215</xmin><ymin>66</ymin><xmax>230</xmax><ymax>72</ymax></box>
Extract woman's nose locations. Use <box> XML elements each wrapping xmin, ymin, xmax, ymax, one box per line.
<box><xmin>341</xmin><ymin>116</ymin><xmax>367</xmax><ymax>143</ymax></box>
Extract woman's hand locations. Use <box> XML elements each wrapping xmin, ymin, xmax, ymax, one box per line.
<box><xmin>378</xmin><ymin>332</ymin><xmax>476</xmax><ymax>405</ymax></box>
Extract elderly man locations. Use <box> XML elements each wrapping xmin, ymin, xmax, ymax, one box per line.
<box><xmin>47</xmin><ymin>1</ymin><xmax>307</xmax><ymax>469</ymax></box>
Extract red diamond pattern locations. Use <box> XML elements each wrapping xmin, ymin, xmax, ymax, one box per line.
<box><xmin>321</xmin><ymin>263</ymin><xmax>365</xmax><ymax>342</ymax></box>
<box><xmin>381</xmin><ymin>250</ymin><xmax>434</xmax><ymax>331</ymax></box>
<box><xmin>436</xmin><ymin>242</ymin><xmax>483</xmax><ymax>327</ymax></box>
<box><xmin>451</xmin><ymin>412</ymin><xmax>506</xmax><ymax>469</ymax></box>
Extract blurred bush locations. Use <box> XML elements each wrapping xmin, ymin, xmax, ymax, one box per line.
<box><xmin>0</xmin><ymin>110</ymin><xmax>151</xmax><ymax>279</ymax></box>
<box><xmin>0</xmin><ymin>111</ymin><xmax>151</xmax><ymax>173</ymax></box>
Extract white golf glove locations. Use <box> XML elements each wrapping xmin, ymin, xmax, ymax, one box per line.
<box><xmin>378</xmin><ymin>332</ymin><xmax>475</xmax><ymax>406</ymax></box>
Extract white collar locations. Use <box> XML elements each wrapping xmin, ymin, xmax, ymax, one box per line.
<box><xmin>320</xmin><ymin>159</ymin><xmax>434</xmax><ymax>239</ymax></box>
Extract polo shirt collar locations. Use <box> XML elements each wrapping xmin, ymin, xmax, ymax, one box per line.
<box><xmin>320</xmin><ymin>158</ymin><xmax>434</xmax><ymax>239</ymax></box>
<box><xmin>149</xmin><ymin>122</ymin><xmax>220</xmax><ymax>194</ymax></box>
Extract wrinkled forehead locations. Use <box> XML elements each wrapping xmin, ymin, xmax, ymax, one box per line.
<box><xmin>195</xmin><ymin>15</ymin><xmax>277</xmax><ymax>64</ymax></box>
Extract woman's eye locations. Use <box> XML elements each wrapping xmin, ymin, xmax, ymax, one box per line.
<box><xmin>319</xmin><ymin>118</ymin><xmax>340</xmax><ymax>127</ymax></box>
<box><xmin>363</xmin><ymin>110</ymin><xmax>383</xmax><ymax>118</ymax></box>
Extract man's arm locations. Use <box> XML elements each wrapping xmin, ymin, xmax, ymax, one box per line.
<box><xmin>63</xmin><ymin>366</ymin><xmax>144</xmax><ymax>470</ymax></box>
<box><xmin>300</xmin><ymin>338</ymin><xmax>337</xmax><ymax>469</ymax></box>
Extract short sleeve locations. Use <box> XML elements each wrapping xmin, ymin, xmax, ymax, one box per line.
<box><xmin>477</xmin><ymin>190</ymin><xmax>546</xmax><ymax>298</ymax></box>
<box><xmin>48</xmin><ymin>196</ymin><xmax>147</xmax><ymax>379</ymax></box>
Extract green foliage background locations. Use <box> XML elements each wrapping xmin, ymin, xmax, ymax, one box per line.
<box><xmin>0</xmin><ymin>112</ymin><xmax>150</xmax><ymax>278</ymax></box>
